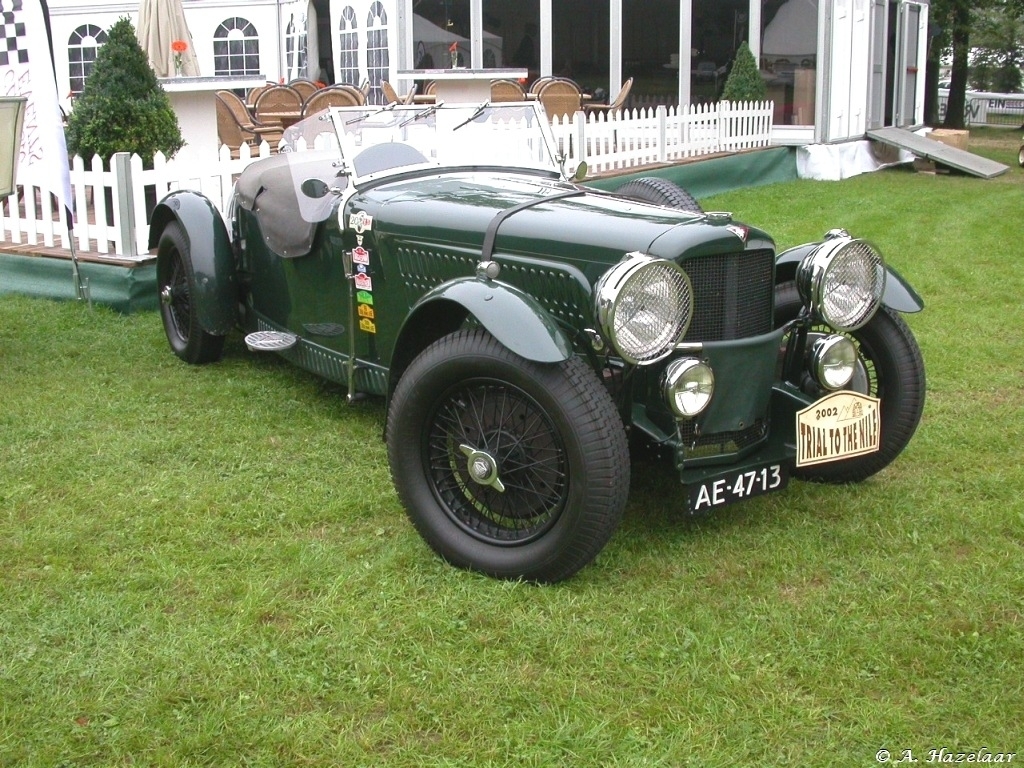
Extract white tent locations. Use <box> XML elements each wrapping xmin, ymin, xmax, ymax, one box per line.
<box><xmin>762</xmin><ymin>0</ymin><xmax>818</xmax><ymax>62</ymax></box>
<box><xmin>412</xmin><ymin>14</ymin><xmax>503</xmax><ymax>68</ymax></box>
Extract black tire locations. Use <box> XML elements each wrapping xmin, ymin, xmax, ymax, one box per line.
<box><xmin>775</xmin><ymin>281</ymin><xmax>925</xmax><ymax>483</ymax></box>
<box><xmin>157</xmin><ymin>222</ymin><xmax>225</xmax><ymax>364</ymax></box>
<box><xmin>1018</xmin><ymin>143</ymin><xmax>1023</xmax><ymax>168</ymax></box>
<box><xmin>615</xmin><ymin>177</ymin><xmax>704</xmax><ymax>213</ymax></box>
<box><xmin>386</xmin><ymin>329</ymin><xmax>630</xmax><ymax>583</ymax></box>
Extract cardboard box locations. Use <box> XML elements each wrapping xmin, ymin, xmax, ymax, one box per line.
<box><xmin>928</xmin><ymin>128</ymin><xmax>970</xmax><ymax>151</ymax></box>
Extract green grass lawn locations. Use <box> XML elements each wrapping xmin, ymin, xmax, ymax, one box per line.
<box><xmin>2</xmin><ymin>129</ymin><xmax>1022</xmax><ymax>766</ymax></box>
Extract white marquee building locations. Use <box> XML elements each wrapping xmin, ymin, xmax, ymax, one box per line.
<box><xmin>47</xmin><ymin>0</ymin><xmax>930</xmax><ymax>147</ymax></box>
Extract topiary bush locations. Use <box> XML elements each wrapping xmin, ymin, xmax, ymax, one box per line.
<box><xmin>66</xmin><ymin>17</ymin><xmax>183</xmax><ymax>166</ymax></box>
<box><xmin>720</xmin><ymin>42</ymin><xmax>768</xmax><ymax>103</ymax></box>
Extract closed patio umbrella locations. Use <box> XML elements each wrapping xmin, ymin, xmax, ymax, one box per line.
<box><xmin>136</xmin><ymin>0</ymin><xmax>200</xmax><ymax>78</ymax></box>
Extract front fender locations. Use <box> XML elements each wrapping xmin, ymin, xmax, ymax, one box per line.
<box><xmin>411</xmin><ymin>278</ymin><xmax>574</xmax><ymax>363</ymax></box>
<box><xmin>150</xmin><ymin>190</ymin><xmax>237</xmax><ymax>335</ymax></box>
<box><xmin>776</xmin><ymin>242</ymin><xmax>925</xmax><ymax>313</ymax></box>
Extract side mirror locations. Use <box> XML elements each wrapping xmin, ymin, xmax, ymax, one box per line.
<box><xmin>560</xmin><ymin>156</ymin><xmax>587</xmax><ymax>182</ymax></box>
<box><xmin>300</xmin><ymin>178</ymin><xmax>330</xmax><ymax>198</ymax></box>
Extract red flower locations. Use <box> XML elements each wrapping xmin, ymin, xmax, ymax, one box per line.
<box><xmin>449</xmin><ymin>41</ymin><xmax>458</xmax><ymax>53</ymax></box>
<box><xmin>171</xmin><ymin>39</ymin><xmax>188</xmax><ymax>74</ymax></box>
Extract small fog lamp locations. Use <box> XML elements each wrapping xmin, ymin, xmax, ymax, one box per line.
<box><xmin>811</xmin><ymin>335</ymin><xmax>857</xmax><ymax>390</ymax></box>
<box><xmin>663</xmin><ymin>358</ymin><xmax>715</xmax><ymax>418</ymax></box>
<box><xmin>0</xmin><ymin>96</ymin><xmax>27</xmax><ymax>199</ymax></box>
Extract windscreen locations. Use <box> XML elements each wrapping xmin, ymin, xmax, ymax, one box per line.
<box><xmin>282</xmin><ymin>102</ymin><xmax>562</xmax><ymax>180</ymax></box>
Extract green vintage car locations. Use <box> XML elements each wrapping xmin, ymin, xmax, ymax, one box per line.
<box><xmin>149</xmin><ymin>102</ymin><xmax>925</xmax><ymax>582</ymax></box>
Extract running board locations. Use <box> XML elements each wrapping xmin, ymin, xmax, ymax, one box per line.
<box><xmin>867</xmin><ymin>127</ymin><xmax>1009</xmax><ymax>179</ymax></box>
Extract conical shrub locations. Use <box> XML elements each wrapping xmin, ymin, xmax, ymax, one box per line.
<box><xmin>66</xmin><ymin>17</ymin><xmax>184</xmax><ymax>166</ymax></box>
<box><xmin>721</xmin><ymin>42</ymin><xmax>768</xmax><ymax>103</ymax></box>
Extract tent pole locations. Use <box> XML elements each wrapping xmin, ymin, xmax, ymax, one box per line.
<box><xmin>65</xmin><ymin>206</ymin><xmax>90</xmax><ymax>308</ymax></box>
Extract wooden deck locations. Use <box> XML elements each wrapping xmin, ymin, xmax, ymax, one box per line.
<box><xmin>0</xmin><ymin>240</ymin><xmax>155</xmax><ymax>267</ymax></box>
<box><xmin>0</xmin><ymin>239</ymin><xmax>158</xmax><ymax>314</ymax></box>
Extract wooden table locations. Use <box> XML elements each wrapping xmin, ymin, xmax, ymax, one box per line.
<box><xmin>259</xmin><ymin>111</ymin><xmax>303</xmax><ymax>128</ymax></box>
<box><xmin>396</xmin><ymin>68</ymin><xmax>527</xmax><ymax>103</ymax></box>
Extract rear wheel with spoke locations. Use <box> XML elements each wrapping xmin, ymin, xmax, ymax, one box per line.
<box><xmin>387</xmin><ymin>329</ymin><xmax>630</xmax><ymax>582</ymax></box>
<box><xmin>157</xmin><ymin>222</ymin><xmax>225</xmax><ymax>364</ymax></box>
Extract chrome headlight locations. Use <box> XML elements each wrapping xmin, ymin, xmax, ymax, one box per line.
<box><xmin>594</xmin><ymin>253</ymin><xmax>693</xmax><ymax>365</ymax></box>
<box><xmin>663</xmin><ymin>358</ymin><xmax>715</xmax><ymax>417</ymax></box>
<box><xmin>797</xmin><ymin>236</ymin><xmax>886</xmax><ymax>332</ymax></box>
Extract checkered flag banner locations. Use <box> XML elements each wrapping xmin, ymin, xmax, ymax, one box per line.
<box><xmin>0</xmin><ymin>0</ymin><xmax>74</xmax><ymax>224</ymax></box>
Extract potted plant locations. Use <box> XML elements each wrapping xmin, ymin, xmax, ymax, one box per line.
<box><xmin>65</xmin><ymin>17</ymin><xmax>184</xmax><ymax>222</ymax></box>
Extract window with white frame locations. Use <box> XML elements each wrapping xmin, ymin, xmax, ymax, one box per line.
<box><xmin>284</xmin><ymin>13</ymin><xmax>309</xmax><ymax>80</ymax></box>
<box><xmin>338</xmin><ymin>6</ymin><xmax>359</xmax><ymax>87</ymax></box>
<box><xmin>286</xmin><ymin>15</ymin><xmax>296</xmax><ymax>79</ymax></box>
<box><xmin>213</xmin><ymin>17</ymin><xmax>260</xmax><ymax>76</ymax></box>
<box><xmin>365</xmin><ymin>2</ymin><xmax>389</xmax><ymax>105</ymax></box>
<box><xmin>68</xmin><ymin>24</ymin><xmax>107</xmax><ymax>95</ymax></box>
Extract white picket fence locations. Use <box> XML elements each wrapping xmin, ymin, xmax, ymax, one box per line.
<box><xmin>0</xmin><ymin>143</ymin><xmax>274</xmax><ymax>260</ymax></box>
<box><xmin>0</xmin><ymin>100</ymin><xmax>773</xmax><ymax>259</ymax></box>
<box><xmin>552</xmin><ymin>100</ymin><xmax>774</xmax><ymax>173</ymax></box>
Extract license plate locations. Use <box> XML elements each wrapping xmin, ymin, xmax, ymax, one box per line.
<box><xmin>796</xmin><ymin>391</ymin><xmax>881</xmax><ymax>467</ymax></box>
<box><xmin>688</xmin><ymin>463</ymin><xmax>788</xmax><ymax>513</ymax></box>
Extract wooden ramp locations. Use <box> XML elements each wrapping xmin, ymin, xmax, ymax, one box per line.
<box><xmin>867</xmin><ymin>127</ymin><xmax>1009</xmax><ymax>179</ymax></box>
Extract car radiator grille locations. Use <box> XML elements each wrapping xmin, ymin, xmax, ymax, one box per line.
<box><xmin>681</xmin><ymin>249</ymin><xmax>774</xmax><ymax>342</ymax></box>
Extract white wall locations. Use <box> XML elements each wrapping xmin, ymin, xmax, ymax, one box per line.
<box><xmin>47</xmin><ymin>0</ymin><xmax>929</xmax><ymax>142</ymax></box>
<box><xmin>47</xmin><ymin>0</ymin><xmax>292</xmax><ymax>101</ymax></box>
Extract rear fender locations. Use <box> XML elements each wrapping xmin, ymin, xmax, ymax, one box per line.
<box><xmin>776</xmin><ymin>243</ymin><xmax>924</xmax><ymax>313</ymax></box>
<box><xmin>150</xmin><ymin>191</ymin><xmax>237</xmax><ymax>335</ymax></box>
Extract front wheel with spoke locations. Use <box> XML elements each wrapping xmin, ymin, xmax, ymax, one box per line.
<box><xmin>386</xmin><ymin>329</ymin><xmax>630</xmax><ymax>583</ymax></box>
<box><xmin>775</xmin><ymin>281</ymin><xmax>926</xmax><ymax>483</ymax></box>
